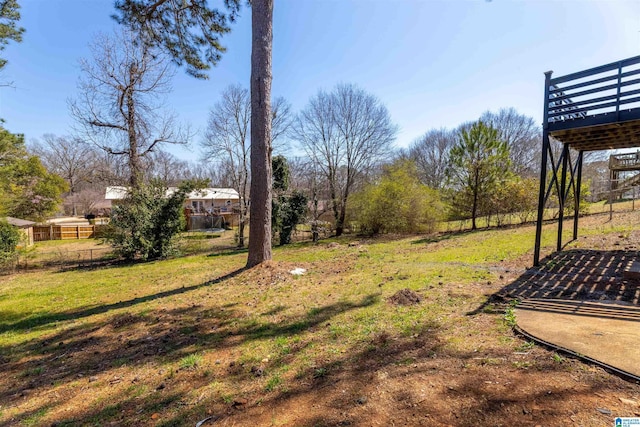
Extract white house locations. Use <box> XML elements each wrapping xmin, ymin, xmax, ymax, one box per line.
<box><xmin>105</xmin><ymin>186</ymin><xmax>241</xmax><ymax>229</ymax></box>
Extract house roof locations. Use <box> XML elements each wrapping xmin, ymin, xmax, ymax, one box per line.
<box><xmin>105</xmin><ymin>186</ymin><xmax>240</xmax><ymax>201</ymax></box>
<box><xmin>5</xmin><ymin>217</ymin><xmax>36</xmax><ymax>228</ymax></box>
<box><xmin>104</xmin><ymin>186</ymin><xmax>129</xmax><ymax>200</ymax></box>
<box><xmin>185</xmin><ymin>188</ymin><xmax>240</xmax><ymax>200</ymax></box>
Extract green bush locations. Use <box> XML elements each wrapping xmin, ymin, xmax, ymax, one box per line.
<box><xmin>350</xmin><ymin>160</ymin><xmax>444</xmax><ymax>235</ymax></box>
<box><xmin>273</xmin><ymin>191</ymin><xmax>308</xmax><ymax>245</ymax></box>
<box><xmin>0</xmin><ymin>219</ymin><xmax>21</xmax><ymax>261</ymax></box>
<box><xmin>107</xmin><ymin>180</ymin><xmax>204</xmax><ymax>261</ymax></box>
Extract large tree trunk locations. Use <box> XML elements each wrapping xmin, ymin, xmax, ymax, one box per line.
<box><xmin>311</xmin><ymin>193</ymin><xmax>319</xmax><ymax>243</ymax></box>
<box><xmin>238</xmin><ymin>179</ymin><xmax>248</xmax><ymax>248</ymax></box>
<box><xmin>336</xmin><ymin>174</ymin><xmax>352</xmax><ymax>237</ymax></box>
<box><xmin>330</xmin><ymin>195</ymin><xmax>341</xmax><ymax>236</ymax></box>
<box><xmin>246</xmin><ymin>0</ymin><xmax>274</xmax><ymax>268</ymax></box>
<box><xmin>126</xmin><ymin>67</ymin><xmax>141</xmax><ymax>189</ymax></box>
<box><xmin>328</xmin><ymin>169</ymin><xmax>341</xmax><ymax>236</ymax></box>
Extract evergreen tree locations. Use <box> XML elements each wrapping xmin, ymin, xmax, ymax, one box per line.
<box><xmin>446</xmin><ymin>121</ymin><xmax>510</xmax><ymax>230</ymax></box>
<box><xmin>114</xmin><ymin>0</ymin><xmax>275</xmax><ymax>268</ymax></box>
<box><xmin>0</xmin><ymin>218</ymin><xmax>20</xmax><ymax>262</ymax></box>
<box><xmin>271</xmin><ymin>155</ymin><xmax>307</xmax><ymax>245</ymax></box>
<box><xmin>0</xmin><ymin>0</ymin><xmax>24</xmax><ymax>71</ymax></box>
<box><xmin>0</xmin><ymin>128</ymin><xmax>67</xmax><ymax>221</ymax></box>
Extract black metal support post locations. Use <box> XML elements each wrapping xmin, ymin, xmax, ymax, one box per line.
<box><xmin>534</xmin><ymin>71</ymin><xmax>553</xmax><ymax>266</ymax></box>
<box><xmin>573</xmin><ymin>150</ymin><xmax>583</xmax><ymax>240</ymax></box>
<box><xmin>557</xmin><ymin>144</ymin><xmax>569</xmax><ymax>252</ymax></box>
<box><xmin>534</xmin><ymin>55</ymin><xmax>640</xmax><ymax>265</ymax></box>
<box><xmin>609</xmin><ymin>177</ymin><xmax>614</xmax><ymax>221</ymax></box>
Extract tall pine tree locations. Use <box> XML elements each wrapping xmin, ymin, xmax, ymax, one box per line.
<box><xmin>447</xmin><ymin>121</ymin><xmax>510</xmax><ymax>230</ymax></box>
<box><xmin>114</xmin><ymin>0</ymin><xmax>275</xmax><ymax>267</ymax></box>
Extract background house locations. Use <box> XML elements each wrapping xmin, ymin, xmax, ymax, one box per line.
<box><xmin>105</xmin><ymin>186</ymin><xmax>241</xmax><ymax>230</ymax></box>
<box><xmin>183</xmin><ymin>188</ymin><xmax>241</xmax><ymax>230</ymax></box>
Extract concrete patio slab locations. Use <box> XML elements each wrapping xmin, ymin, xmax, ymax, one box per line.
<box><xmin>515</xmin><ymin>298</ymin><xmax>640</xmax><ymax>379</ymax></box>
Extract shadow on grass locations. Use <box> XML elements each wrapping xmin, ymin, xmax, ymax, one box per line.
<box><xmin>269</xmin><ymin>317</ymin><xmax>623</xmax><ymax>427</ymax></box>
<box><xmin>49</xmin><ymin>393</ymin><xmax>184</xmax><ymax>427</ymax></box>
<box><xmin>206</xmin><ymin>248</ymin><xmax>248</xmax><ymax>258</ymax></box>
<box><xmin>13</xmin><ymin>321</ymin><xmax>615</xmax><ymax>427</ymax></box>
<box><xmin>411</xmin><ymin>228</ymin><xmax>485</xmax><ymax>245</ymax></box>
<box><xmin>0</xmin><ymin>268</ymin><xmax>247</xmax><ymax>334</ymax></box>
<box><xmin>3</xmin><ymin>271</ymin><xmax>624</xmax><ymax>427</ymax></box>
<box><xmin>12</xmin><ymin>323</ymin><xmax>614</xmax><ymax>427</ymax></box>
<box><xmin>0</xmin><ymin>285</ymin><xmax>379</xmax><ymax>420</ymax></box>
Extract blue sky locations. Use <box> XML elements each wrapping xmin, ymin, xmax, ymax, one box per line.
<box><xmin>2</xmin><ymin>0</ymin><xmax>640</xmax><ymax>162</ymax></box>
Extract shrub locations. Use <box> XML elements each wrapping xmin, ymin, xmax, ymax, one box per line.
<box><xmin>350</xmin><ymin>160</ymin><xmax>444</xmax><ymax>235</ymax></box>
<box><xmin>107</xmin><ymin>180</ymin><xmax>205</xmax><ymax>261</ymax></box>
<box><xmin>273</xmin><ymin>191</ymin><xmax>308</xmax><ymax>245</ymax></box>
<box><xmin>0</xmin><ymin>219</ymin><xmax>20</xmax><ymax>261</ymax></box>
<box><xmin>272</xmin><ymin>156</ymin><xmax>308</xmax><ymax>245</ymax></box>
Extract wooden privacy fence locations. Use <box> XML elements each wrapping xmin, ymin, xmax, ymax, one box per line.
<box><xmin>33</xmin><ymin>225</ymin><xmax>106</xmax><ymax>242</ymax></box>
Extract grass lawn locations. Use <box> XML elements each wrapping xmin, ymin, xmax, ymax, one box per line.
<box><xmin>1</xmin><ymin>213</ymin><xmax>639</xmax><ymax>426</ymax></box>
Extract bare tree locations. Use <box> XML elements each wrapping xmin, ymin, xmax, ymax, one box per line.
<box><xmin>92</xmin><ymin>150</ymin><xmax>130</xmax><ymax>186</ymax></box>
<box><xmin>30</xmin><ymin>134</ymin><xmax>97</xmax><ymax>215</ymax></box>
<box><xmin>146</xmin><ymin>149</ymin><xmax>192</xmax><ymax>186</ymax></box>
<box><xmin>480</xmin><ymin>108</ymin><xmax>541</xmax><ymax>178</ymax></box>
<box><xmin>202</xmin><ymin>84</ymin><xmax>291</xmax><ymax>248</ymax></box>
<box><xmin>188</xmin><ymin>162</ymin><xmax>233</xmax><ymax>188</ymax></box>
<box><xmin>289</xmin><ymin>156</ymin><xmax>330</xmax><ymax>242</ymax></box>
<box><xmin>270</xmin><ymin>97</ymin><xmax>293</xmax><ymax>154</ymax></box>
<box><xmin>294</xmin><ymin>83</ymin><xmax>398</xmax><ymax>236</ymax></box>
<box><xmin>69</xmin><ymin>30</ymin><xmax>189</xmax><ymax>188</ymax></box>
<box><xmin>73</xmin><ymin>188</ymin><xmax>108</xmax><ymax>216</ymax></box>
<box><xmin>203</xmin><ymin>85</ymin><xmax>250</xmax><ymax>247</ymax></box>
<box><xmin>407</xmin><ymin>128</ymin><xmax>455</xmax><ymax>190</ymax></box>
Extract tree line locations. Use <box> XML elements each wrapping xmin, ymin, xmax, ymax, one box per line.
<box><xmin>0</xmin><ymin>1</ymin><xmax>605</xmax><ymax>264</ymax></box>
<box><xmin>8</xmin><ymin>72</ymin><xmax>558</xmax><ymax>239</ymax></box>
<box><xmin>0</xmin><ymin>25</ymin><xmax>594</xmax><ymax>259</ymax></box>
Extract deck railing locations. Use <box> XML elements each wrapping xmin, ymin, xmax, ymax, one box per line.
<box><xmin>610</xmin><ymin>152</ymin><xmax>640</xmax><ymax>170</ymax></box>
<box><xmin>547</xmin><ymin>55</ymin><xmax>640</xmax><ymax>126</ymax></box>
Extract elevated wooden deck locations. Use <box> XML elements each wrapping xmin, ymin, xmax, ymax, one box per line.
<box><xmin>547</xmin><ymin>55</ymin><xmax>640</xmax><ymax>151</ymax></box>
<box><xmin>610</xmin><ymin>152</ymin><xmax>640</xmax><ymax>171</ymax></box>
<box><xmin>535</xmin><ymin>56</ymin><xmax>640</xmax><ymax>265</ymax></box>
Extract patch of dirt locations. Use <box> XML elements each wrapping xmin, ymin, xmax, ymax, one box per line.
<box><xmin>387</xmin><ymin>288</ymin><xmax>423</xmax><ymax>306</ymax></box>
<box><xmin>110</xmin><ymin>312</ymin><xmax>142</xmax><ymax>329</ymax></box>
